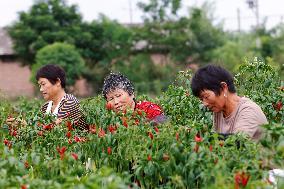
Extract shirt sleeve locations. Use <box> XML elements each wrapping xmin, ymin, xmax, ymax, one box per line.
<box><xmin>233</xmin><ymin>106</ymin><xmax>267</xmax><ymax>139</ymax></box>
<box><xmin>137</xmin><ymin>101</ymin><xmax>163</xmax><ymax>120</ymax></box>
<box><xmin>58</xmin><ymin>98</ymin><xmax>88</xmax><ymax>130</ymax></box>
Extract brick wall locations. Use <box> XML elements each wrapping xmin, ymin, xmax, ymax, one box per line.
<box><xmin>0</xmin><ymin>61</ymin><xmax>93</xmax><ymax>98</ymax></box>
<box><xmin>0</xmin><ymin>61</ymin><xmax>35</xmax><ymax>98</ymax></box>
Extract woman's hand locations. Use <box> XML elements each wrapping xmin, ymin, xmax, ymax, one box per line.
<box><xmin>6</xmin><ymin>117</ymin><xmax>16</xmax><ymax>126</ymax></box>
<box><xmin>5</xmin><ymin>117</ymin><xmax>27</xmax><ymax>127</ymax></box>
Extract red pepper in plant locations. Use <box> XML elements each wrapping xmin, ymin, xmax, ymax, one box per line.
<box><xmin>21</xmin><ymin>185</ymin><xmax>27</xmax><ymax>189</ymax></box>
<box><xmin>108</xmin><ymin>125</ymin><xmax>116</xmax><ymax>134</ymax></box>
<box><xmin>209</xmin><ymin>145</ymin><xmax>213</xmax><ymax>152</ymax></box>
<box><xmin>71</xmin><ymin>153</ymin><xmax>78</xmax><ymax>160</ymax></box>
<box><xmin>134</xmin><ymin>119</ymin><xmax>140</xmax><ymax>125</ymax></box>
<box><xmin>272</xmin><ymin>100</ymin><xmax>283</xmax><ymax>112</ymax></box>
<box><xmin>122</xmin><ymin>116</ymin><xmax>128</xmax><ymax>128</ymax></box>
<box><xmin>234</xmin><ymin>171</ymin><xmax>250</xmax><ymax>188</ymax></box>
<box><xmin>147</xmin><ymin>155</ymin><xmax>152</xmax><ymax>161</ymax></box>
<box><xmin>43</xmin><ymin>123</ymin><xmax>54</xmax><ymax>130</ymax></box>
<box><xmin>65</xmin><ymin>121</ymin><xmax>74</xmax><ymax>131</ymax></box>
<box><xmin>148</xmin><ymin>131</ymin><xmax>154</xmax><ymax>140</ymax></box>
<box><xmin>235</xmin><ymin>172</ymin><xmax>241</xmax><ymax>189</ymax></box>
<box><xmin>24</xmin><ymin>161</ymin><xmax>29</xmax><ymax>169</ymax></box>
<box><xmin>10</xmin><ymin>129</ymin><xmax>17</xmax><ymax>137</ymax></box>
<box><xmin>57</xmin><ymin>146</ymin><xmax>66</xmax><ymax>160</ymax></box>
<box><xmin>3</xmin><ymin>138</ymin><xmax>11</xmax><ymax>148</ymax></box>
<box><xmin>98</xmin><ymin>128</ymin><xmax>105</xmax><ymax>138</ymax></box>
<box><xmin>107</xmin><ymin>147</ymin><xmax>112</xmax><ymax>155</ymax></box>
<box><xmin>195</xmin><ymin>132</ymin><xmax>202</xmax><ymax>142</ymax></box>
<box><xmin>176</xmin><ymin>132</ymin><xmax>179</xmax><ymax>141</ymax></box>
<box><xmin>241</xmin><ymin>172</ymin><xmax>250</xmax><ymax>187</ymax></box>
<box><xmin>37</xmin><ymin>131</ymin><xmax>43</xmax><ymax>136</ymax></box>
<box><xmin>66</xmin><ymin>131</ymin><xmax>71</xmax><ymax>139</ymax></box>
<box><xmin>89</xmin><ymin>124</ymin><xmax>96</xmax><ymax>134</ymax></box>
<box><xmin>106</xmin><ymin>102</ymin><xmax>113</xmax><ymax>111</ymax></box>
<box><xmin>154</xmin><ymin>126</ymin><xmax>159</xmax><ymax>133</ymax></box>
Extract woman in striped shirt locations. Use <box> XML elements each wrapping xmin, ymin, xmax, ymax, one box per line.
<box><xmin>37</xmin><ymin>64</ymin><xmax>88</xmax><ymax>130</ymax></box>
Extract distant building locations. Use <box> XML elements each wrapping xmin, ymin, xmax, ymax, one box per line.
<box><xmin>0</xmin><ymin>28</ymin><xmax>35</xmax><ymax>98</ymax></box>
<box><xmin>0</xmin><ymin>28</ymin><xmax>92</xmax><ymax>98</ymax></box>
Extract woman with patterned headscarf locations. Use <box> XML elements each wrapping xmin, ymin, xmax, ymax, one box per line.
<box><xmin>102</xmin><ymin>72</ymin><xmax>167</xmax><ymax>124</ymax></box>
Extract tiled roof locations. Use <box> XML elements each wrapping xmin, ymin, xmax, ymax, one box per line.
<box><xmin>0</xmin><ymin>28</ymin><xmax>14</xmax><ymax>55</ymax></box>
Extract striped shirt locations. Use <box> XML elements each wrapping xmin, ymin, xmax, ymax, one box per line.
<box><xmin>41</xmin><ymin>94</ymin><xmax>88</xmax><ymax>130</ymax></box>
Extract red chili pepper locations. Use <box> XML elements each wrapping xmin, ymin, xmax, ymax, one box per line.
<box><xmin>195</xmin><ymin>132</ymin><xmax>202</xmax><ymax>142</ymax></box>
<box><xmin>37</xmin><ymin>131</ymin><xmax>43</xmax><ymax>136</ymax></box>
<box><xmin>241</xmin><ymin>172</ymin><xmax>250</xmax><ymax>187</ymax></box>
<box><xmin>209</xmin><ymin>145</ymin><xmax>213</xmax><ymax>152</ymax></box>
<box><xmin>107</xmin><ymin>147</ymin><xmax>112</xmax><ymax>155</ymax></box>
<box><xmin>66</xmin><ymin>131</ymin><xmax>71</xmax><ymax>139</ymax></box>
<box><xmin>89</xmin><ymin>124</ymin><xmax>97</xmax><ymax>134</ymax></box>
<box><xmin>148</xmin><ymin>132</ymin><xmax>154</xmax><ymax>140</ymax></box>
<box><xmin>21</xmin><ymin>185</ymin><xmax>27</xmax><ymax>189</ymax></box>
<box><xmin>154</xmin><ymin>127</ymin><xmax>159</xmax><ymax>133</ymax></box>
<box><xmin>65</xmin><ymin>121</ymin><xmax>74</xmax><ymax>131</ymax></box>
<box><xmin>122</xmin><ymin>116</ymin><xmax>128</xmax><ymax>128</ymax></box>
<box><xmin>147</xmin><ymin>155</ymin><xmax>152</xmax><ymax>161</ymax></box>
<box><xmin>43</xmin><ymin>123</ymin><xmax>54</xmax><ymax>130</ymax></box>
<box><xmin>98</xmin><ymin>128</ymin><xmax>105</xmax><ymax>138</ymax></box>
<box><xmin>106</xmin><ymin>102</ymin><xmax>113</xmax><ymax>111</ymax></box>
<box><xmin>24</xmin><ymin>161</ymin><xmax>29</xmax><ymax>169</ymax></box>
<box><xmin>176</xmin><ymin>132</ymin><xmax>179</xmax><ymax>141</ymax></box>
<box><xmin>71</xmin><ymin>153</ymin><xmax>78</xmax><ymax>160</ymax></box>
<box><xmin>3</xmin><ymin>138</ymin><xmax>12</xmax><ymax>148</ymax></box>
<box><xmin>108</xmin><ymin>125</ymin><xmax>116</xmax><ymax>134</ymax></box>
<box><xmin>11</xmin><ymin>129</ymin><xmax>17</xmax><ymax>137</ymax></box>
<box><xmin>57</xmin><ymin>146</ymin><xmax>66</xmax><ymax>160</ymax></box>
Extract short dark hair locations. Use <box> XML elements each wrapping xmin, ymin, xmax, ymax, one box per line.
<box><xmin>102</xmin><ymin>72</ymin><xmax>134</xmax><ymax>98</ymax></box>
<box><xmin>36</xmin><ymin>64</ymin><xmax>66</xmax><ymax>88</ymax></box>
<box><xmin>191</xmin><ymin>64</ymin><xmax>236</xmax><ymax>97</ymax></box>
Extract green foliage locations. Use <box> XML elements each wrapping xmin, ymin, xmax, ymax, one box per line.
<box><xmin>111</xmin><ymin>54</ymin><xmax>178</xmax><ymax>95</ymax></box>
<box><xmin>0</xmin><ymin>60</ymin><xmax>283</xmax><ymax>188</ymax></box>
<box><xmin>137</xmin><ymin>0</ymin><xmax>182</xmax><ymax>22</ymax></box>
<box><xmin>8</xmin><ymin>0</ymin><xmax>83</xmax><ymax>64</ymax></box>
<box><xmin>134</xmin><ymin>5</ymin><xmax>225</xmax><ymax>63</ymax></box>
<box><xmin>32</xmin><ymin>42</ymin><xmax>85</xmax><ymax>86</ymax></box>
<box><xmin>235</xmin><ymin>57</ymin><xmax>283</xmax><ymax>123</ymax></box>
<box><xmin>159</xmin><ymin>70</ymin><xmax>212</xmax><ymax>127</ymax></box>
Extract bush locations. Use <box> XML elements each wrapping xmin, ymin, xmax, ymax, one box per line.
<box><xmin>110</xmin><ymin>54</ymin><xmax>179</xmax><ymax>95</ymax></box>
<box><xmin>31</xmin><ymin>42</ymin><xmax>85</xmax><ymax>87</ymax></box>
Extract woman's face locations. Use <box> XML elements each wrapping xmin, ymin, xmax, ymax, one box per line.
<box><xmin>106</xmin><ymin>88</ymin><xmax>135</xmax><ymax>112</ymax></box>
<box><xmin>199</xmin><ymin>89</ymin><xmax>226</xmax><ymax>113</ymax></box>
<box><xmin>38</xmin><ymin>78</ymin><xmax>60</xmax><ymax>101</ymax></box>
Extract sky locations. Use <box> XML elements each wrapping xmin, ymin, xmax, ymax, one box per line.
<box><xmin>1</xmin><ymin>0</ymin><xmax>284</xmax><ymax>31</ymax></box>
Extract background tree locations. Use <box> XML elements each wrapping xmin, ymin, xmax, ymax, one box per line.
<box><xmin>31</xmin><ymin>42</ymin><xmax>85</xmax><ymax>87</ymax></box>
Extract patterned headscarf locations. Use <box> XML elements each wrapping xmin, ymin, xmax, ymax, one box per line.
<box><xmin>102</xmin><ymin>72</ymin><xmax>134</xmax><ymax>98</ymax></box>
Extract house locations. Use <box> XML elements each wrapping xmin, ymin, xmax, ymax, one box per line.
<box><xmin>0</xmin><ymin>28</ymin><xmax>35</xmax><ymax>98</ymax></box>
<box><xmin>0</xmin><ymin>28</ymin><xmax>92</xmax><ymax>99</ymax></box>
